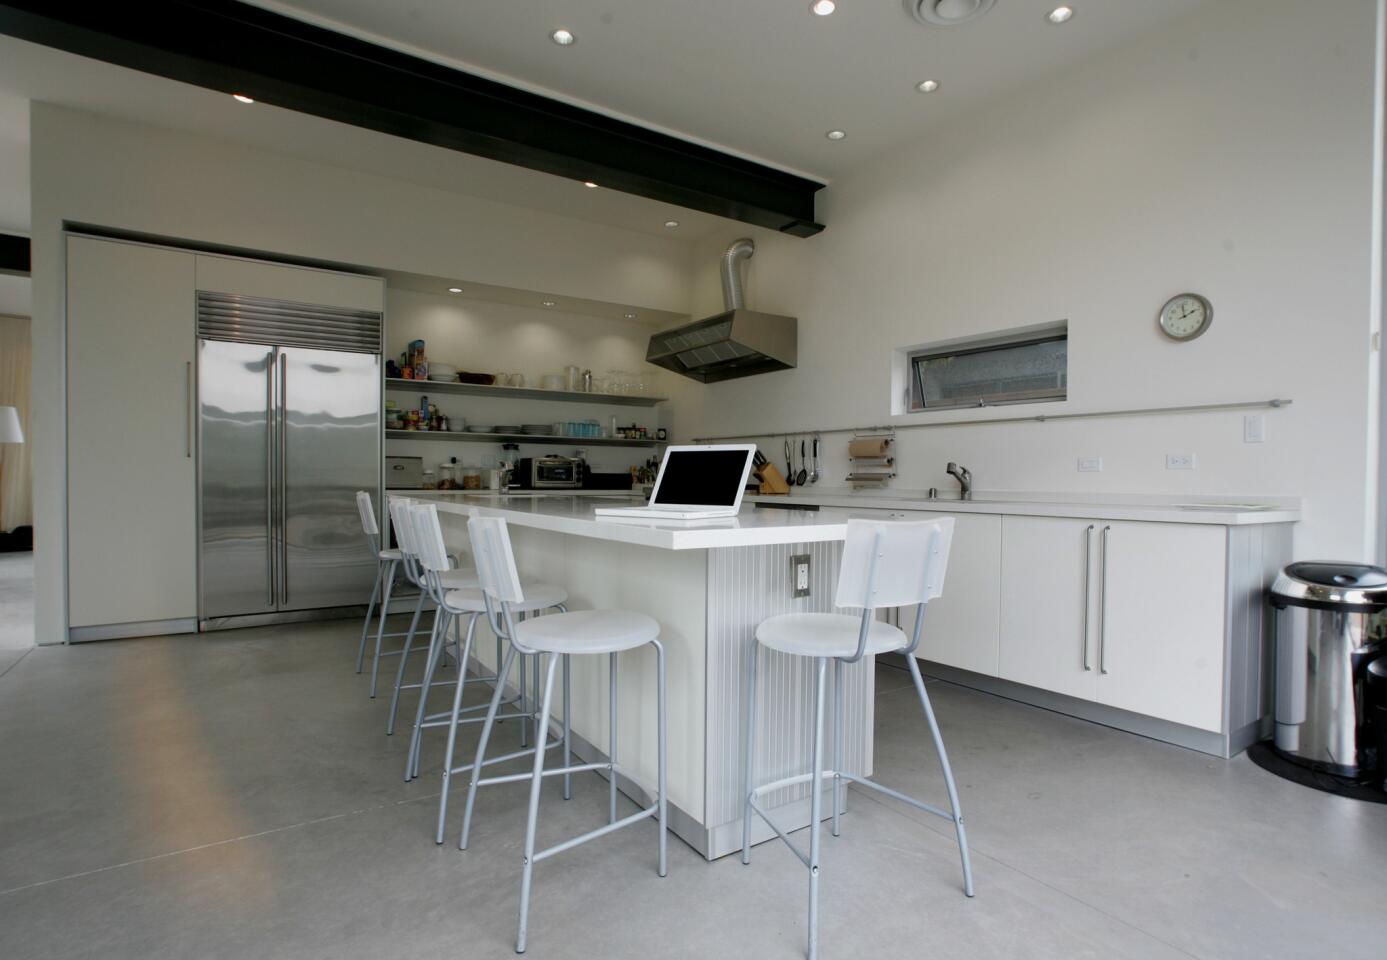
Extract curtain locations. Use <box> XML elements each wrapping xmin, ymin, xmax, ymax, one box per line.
<box><xmin>0</xmin><ymin>314</ymin><xmax>31</xmax><ymax>533</ymax></box>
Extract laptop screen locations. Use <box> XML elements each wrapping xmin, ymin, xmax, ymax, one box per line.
<box><xmin>651</xmin><ymin>448</ymin><xmax>753</xmax><ymax>507</ymax></box>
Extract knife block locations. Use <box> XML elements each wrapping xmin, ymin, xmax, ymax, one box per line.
<box><xmin>756</xmin><ymin>462</ymin><xmax>791</xmax><ymax>495</ymax></box>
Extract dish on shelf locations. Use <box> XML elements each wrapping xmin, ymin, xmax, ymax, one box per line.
<box><xmin>540</xmin><ymin>374</ymin><xmax>565</xmax><ymax>390</ymax></box>
<box><xmin>427</xmin><ymin>373</ymin><xmax>457</xmax><ymax>382</ymax></box>
<box><xmin>465</xmin><ymin>425</ymin><xmax>493</xmax><ymax>433</ymax></box>
<box><xmin>492</xmin><ymin>425</ymin><xmax>522</xmax><ymax>434</ymax></box>
<box><xmin>520</xmin><ymin>424</ymin><xmax>554</xmax><ymax>435</ymax></box>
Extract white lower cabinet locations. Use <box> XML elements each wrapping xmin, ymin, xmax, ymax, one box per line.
<box><xmin>998</xmin><ymin>516</ymin><xmax>1226</xmax><ymax>733</ymax></box>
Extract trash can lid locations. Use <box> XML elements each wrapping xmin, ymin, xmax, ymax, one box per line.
<box><xmin>1271</xmin><ymin>561</ymin><xmax>1387</xmax><ymax>611</ymax></box>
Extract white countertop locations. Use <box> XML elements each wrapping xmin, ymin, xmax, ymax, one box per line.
<box><xmin>399</xmin><ymin>491</ymin><xmax>851</xmax><ymax>550</ymax></box>
<box><xmin>746</xmin><ymin>488</ymin><xmax>1300</xmax><ymax>525</ymax></box>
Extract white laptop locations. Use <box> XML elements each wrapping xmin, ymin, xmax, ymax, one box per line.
<box><xmin>594</xmin><ymin>444</ymin><xmax>757</xmax><ymax>521</ymax></box>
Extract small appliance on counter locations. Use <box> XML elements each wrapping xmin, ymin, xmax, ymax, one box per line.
<box><xmin>513</xmin><ymin>456</ymin><xmax>584</xmax><ymax>489</ymax></box>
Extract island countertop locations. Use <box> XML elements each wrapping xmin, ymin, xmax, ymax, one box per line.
<box><xmin>398</xmin><ymin>491</ymin><xmax>851</xmax><ymax>550</ymax></box>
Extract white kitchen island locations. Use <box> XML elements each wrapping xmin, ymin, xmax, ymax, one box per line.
<box><xmin>399</xmin><ymin>492</ymin><xmax>866</xmax><ymax>860</ymax></box>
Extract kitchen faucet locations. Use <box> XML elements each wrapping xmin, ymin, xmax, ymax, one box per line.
<box><xmin>946</xmin><ymin>462</ymin><xmax>973</xmax><ymax>500</ymax></box>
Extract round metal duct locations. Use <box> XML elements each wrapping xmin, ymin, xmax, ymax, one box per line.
<box><xmin>903</xmin><ymin>0</ymin><xmax>996</xmax><ymax>26</ymax></box>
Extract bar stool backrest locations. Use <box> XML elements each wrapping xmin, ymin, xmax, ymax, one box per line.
<box><xmin>835</xmin><ymin>517</ymin><xmax>954</xmax><ymax>611</ymax></box>
<box><xmin>467</xmin><ymin>515</ymin><xmax>526</xmax><ymax>605</ymax></box>
<box><xmin>389</xmin><ymin>497</ymin><xmax>417</xmax><ymax>557</ymax></box>
<box><xmin>356</xmin><ymin>490</ymin><xmax>379</xmax><ymax>537</ymax></box>
<box><xmin>409</xmin><ymin>502</ymin><xmax>453</xmax><ymax>576</ymax></box>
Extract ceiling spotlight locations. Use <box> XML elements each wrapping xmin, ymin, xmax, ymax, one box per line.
<box><xmin>232</xmin><ymin>93</ymin><xmax>254</xmax><ymax>104</ymax></box>
<box><xmin>541</xmin><ymin>300</ymin><xmax>557</xmax><ymax>307</ymax></box>
<box><xmin>904</xmin><ymin>0</ymin><xmax>995</xmax><ymax>27</ymax></box>
<box><xmin>583</xmin><ymin>180</ymin><xmax>599</xmax><ymax>188</ymax></box>
<box><xmin>447</xmin><ymin>287</ymin><xmax>462</xmax><ymax>293</ymax></box>
<box><xmin>825</xmin><ymin>129</ymin><xmax>846</xmax><ymax>140</ymax></box>
<box><xmin>916</xmin><ymin>79</ymin><xmax>940</xmax><ymax>93</ymax></box>
<box><xmin>810</xmin><ymin>0</ymin><xmax>836</xmax><ymax>15</ymax></box>
<box><xmin>550</xmin><ymin>28</ymin><xmax>576</xmax><ymax>45</ymax></box>
<box><xmin>624</xmin><ymin>312</ymin><xmax>638</xmax><ymax>319</ymax></box>
<box><xmin>663</xmin><ymin>220</ymin><xmax>680</xmax><ymax>228</ymax></box>
<box><xmin>1047</xmin><ymin>6</ymin><xmax>1074</xmax><ymax>24</ymax></box>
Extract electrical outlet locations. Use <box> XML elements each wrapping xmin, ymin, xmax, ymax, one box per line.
<box><xmin>791</xmin><ymin>554</ymin><xmax>811</xmax><ymax>598</ymax></box>
<box><xmin>1166</xmin><ymin>453</ymin><xmax>1196</xmax><ymax>470</ymax></box>
<box><xmin>1244</xmin><ymin>414</ymin><xmax>1266</xmax><ymax>443</ymax></box>
<box><xmin>1077</xmin><ymin>457</ymin><xmax>1103</xmax><ymax>472</ymax></box>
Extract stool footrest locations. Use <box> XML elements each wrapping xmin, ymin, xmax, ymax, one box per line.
<box><xmin>532</xmin><ymin>802</ymin><xmax>658</xmax><ymax>864</ymax></box>
<box><xmin>746</xmin><ymin>797</ymin><xmax>811</xmax><ymax>868</ymax></box>
<box><xmin>478</xmin><ymin>760</ymin><xmax>609</xmax><ymax>788</ymax></box>
<box><xmin>448</xmin><ymin>737</ymin><xmax>564</xmax><ymax>777</ymax></box>
<box><xmin>840</xmin><ymin>773</ymin><xmax>954</xmax><ymax>823</ymax></box>
<box><xmin>749</xmin><ymin>769</ymin><xmax>842</xmax><ymax>800</ymax></box>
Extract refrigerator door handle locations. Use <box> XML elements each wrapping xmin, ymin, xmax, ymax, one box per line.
<box><xmin>265</xmin><ymin>350</ymin><xmax>277</xmax><ymax>608</ymax></box>
<box><xmin>279</xmin><ymin>352</ymin><xmax>289</xmax><ymax>606</ymax></box>
<box><xmin>185</xmin><ymin>362</ymin><xmax>193</xmax><ymax>458</ymax></box>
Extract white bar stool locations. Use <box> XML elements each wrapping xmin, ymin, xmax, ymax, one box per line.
<box><xmin>741</xmin><ymin>517</ymin><xmax>974</xmax><ymax>960</ymax></box>
<box><xmin>383</xmin><ymin>496</ymin><xmax>482</xmax><ymax>736</ymax></box>
<box><xmin>455</xmin><ymin>514</ymin><xmax>668</xmax><ymax>954</ymax></box>
<box><xmin>354</xmin><ymin>490</ymin><xmax>404</xmax><ymax>690</ymax></box>
<box><xmin>404</xmin><ymin>503</ymin><xmax>571</xmax><ymax>819</ymax></box>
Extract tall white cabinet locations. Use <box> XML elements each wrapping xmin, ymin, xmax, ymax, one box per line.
<box><xmin>67</xmin><ymin>237</ymin><xmax>199</xmax><ymax>636</ymax></box>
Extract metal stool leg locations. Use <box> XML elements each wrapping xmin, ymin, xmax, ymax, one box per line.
<box><xmin>608</xmin><ymin>651</ymin><xmax>618</xmax><ymax>824</ymax></box>
<box><xmin>369</xmin><ymin>559</ymin><xmax>399</xmax><ymax>698</ymax></box>
<box><xmin>562</xmin><ymin>653</ymin><xmax>572</xmax><ymax>801</ymax></box>
<box><xmin>740</xmin><ymin>640</ymin><xmax>759</xmax><ymax>865</ymax></box>
<box><xmin>436</xmin><ymin>610</ymin><xmax>481</xmax><ymax>843</ymax></box>
<box><xmin>386</xmin><ymin>589</ymin><xmax>429</xmax><ymax>735</ymax></box>
<box><xmin>807</xmin><ymin>657</ymin><xmax>828</xmax><ymax>960</ymax></box>
<box><xmin>461</xmin><ymin>646</ymin><xmax>518</xmax><ymax>851</ymax></box>
<box><xmin>518</xmin><ymin>644</ymin><xmax>529</xmax><ymax>748</ymax></box>
<box><xmin>832</xmin><ymin>659</ymin><xmax>844</xmax><ymax>838</ymax></box>
<box><xmin>409</xmin><ymin>612</ymin><xmax>475</xmax><ymax>781</ymax></box>
<box><xmin>516</xmin><ymin>653</ymin><xmax>560</xmax><ymax>954</ymax></box>
<box><xmin>654</xmin><ymin>640</ymin><xmax>668</xmax><ymax>878</ymax></box>
<box><xmin>357</xmin><ymin>562</ymin><xmax>383</xmax><ymax>673</ymax></box>
<box><xmin>904</xmin><ymin>654</ymin><xmax>974</xmax><ymax>897</ymax></box>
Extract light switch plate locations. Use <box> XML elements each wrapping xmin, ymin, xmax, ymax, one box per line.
<box><xmin>1077</xmin><ymin>457</ymin><xmax>1103</xmax><ymax>472</ymax></box>
<box><xmin>791</xmin><ymin>554</ymin><xmax>811</xmax><ymax>598</ymax></box>
<box><xmin>1244</xmin><ymin>414</ymin><xmax>1266</xmax><ymax>443</ymax></box>
<box><xmin>1166</xmin><ymin>453</ymin><xmax>1196</xmax><ymax>470</ymax></box>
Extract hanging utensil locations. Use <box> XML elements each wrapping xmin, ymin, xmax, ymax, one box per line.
<box><xmin>784</xmin><ymin>438</ymin><xmax>796</xmax><ymax>486</ymax></box>
<box><xmin>811</xmin><ymin>434</ymin><xmax>821</xmax><ymax>483</ymax></box>
<box><xmin>796</xmin><ymin>438</ymin><xmax>808</xmax><ymax>486</ymax></box>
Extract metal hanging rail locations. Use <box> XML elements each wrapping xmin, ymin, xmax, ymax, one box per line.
<box><xmin>691</xmin><ymin>397</ymin><xmax>1293</xmax><ymax>443</ymax></box>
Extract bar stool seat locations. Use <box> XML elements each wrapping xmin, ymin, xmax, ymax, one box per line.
<box><xmin>443</xmin><ymin>581</ymin><xmax>566</xmax><ymax>614</ymax></box>
<box><xmin>516</xmin><ymin>609</ymin><xmax>659</xmax><ymax>655</ymax></box>
<box><xmin>437</xmin><ymin>568</ymin><xmax>480</xmax><ymax>588</ymax></box>
<box><xmin>757</xmin><ymin>613</ymin><xmax>906</xmax><ymax>659</ymax></box>
<box><xmin>378</xmin><ymin>547</ymin><xmax>403</xmax><ymax>561</ymax></box>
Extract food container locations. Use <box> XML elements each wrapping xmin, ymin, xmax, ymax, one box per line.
<box><xmin>462</xmin><ymin>467</ymin><xmax>482</xmax><ymax>490</ymax></box>
<box><xmin>541</xmin><ymin>374</ymin><xmax>566</xmax><ymax>390</ymax></box>
<box><xmin>421</xmin><ymin>470</ymin><xmax>438</xmax><ymax>490</ymax></box>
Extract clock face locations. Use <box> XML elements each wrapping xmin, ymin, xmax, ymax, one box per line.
<box><xmin>1159</xmin><ymin>294</ymin><xmax>1212</xmax><ymax>341</ymax></box>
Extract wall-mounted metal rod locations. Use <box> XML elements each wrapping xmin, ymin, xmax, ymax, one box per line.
<box><xmin>691</xmin><ymin>397</ymin><xmax>1293</xmax><ymax>443</ymax></box>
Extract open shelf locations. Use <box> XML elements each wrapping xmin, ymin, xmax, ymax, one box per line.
<box><xmin>385</xmin><ymin>429</ymin><xmax>663</xmax><ymax>448</ymax></box>
<box><xmin>385</xmin><ymin>377</ymin><xmax>666</xmax><ymax>407</ymax></box>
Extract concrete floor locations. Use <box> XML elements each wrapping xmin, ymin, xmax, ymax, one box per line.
<box><xmin>0</xmin><ymin>616</ymin><xmax>1383</xmax><ymax>960</ymax></box>
<box><xmin>0</xmin><ymin>551</ymin><xmax>33</xmax><ymax>677</ymax></box>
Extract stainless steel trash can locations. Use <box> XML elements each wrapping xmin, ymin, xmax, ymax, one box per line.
<box><xmin>1270</xmin><ymin>562</ymin><xmax>1387</xmax><ymax>776</ymax></box>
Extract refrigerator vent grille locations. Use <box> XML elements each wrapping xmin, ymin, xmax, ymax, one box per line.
<box><xmin>197</xmin><ymin>291</ymin><xmax>381</xmax><ymax>353</ymax></box>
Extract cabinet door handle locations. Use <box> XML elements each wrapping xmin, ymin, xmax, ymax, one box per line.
<box><xmin>1081</xmin><ymin>525</ymin><xmax>1094</xmax><ymax>671</ymax></box>
<box><xmin>1098</xmin><ymin>525</ymin><xmax>1112</xmax><ymax>675</ymax></box>
<box><xmin>185</xmin><ymin>361</ymin><xmax>193</xmax><ymax>459</ymax></box>
<box><xmin>266</xmin><ymin>351</ymin><xmax>276</xmax><ymax>607</ymax></box>
<box><xmin>279</xmin><ymin>352</ymin><xmax>289</xmax><ymax>606</ymax></box>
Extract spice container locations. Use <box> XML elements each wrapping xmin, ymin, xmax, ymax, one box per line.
<box><xmin>421</xmin><ymin>470</ymin><xmax>438</xmax><ymax>490</ymax></box>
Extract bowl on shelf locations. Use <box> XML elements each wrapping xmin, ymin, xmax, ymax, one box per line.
<box><xmin>427</xmin><ymin>373</ymin><xmax>458</xmax><ymax>382</ymax></box>
<box><xmin>540</xmin><ymin>374</ymin><xmax>566</xmax><ymax>390</ymax></box>
<box><xmin>465</xmin><ymin>425</ymin><xmax>493</xmax><ymax>433</ymax></box>
<box><xmin>429</xmin><ymin>362</ymin><xmax>458</xmax><ymax>376</ymax></box>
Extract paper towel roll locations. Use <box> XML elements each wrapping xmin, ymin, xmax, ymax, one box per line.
<box><xmin>848</xmin><ymin>438</ymin><xmax>892</xmax><ymax>458</ymax></box>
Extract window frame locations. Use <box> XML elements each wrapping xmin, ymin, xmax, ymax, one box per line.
<box><xmin>907</xmin><ymin>330</ymin><xmax>1069</xmax><ymax>413</ymax></box>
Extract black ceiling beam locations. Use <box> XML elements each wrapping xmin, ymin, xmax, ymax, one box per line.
<box><xmin>0</xmin><ymin>233</ymin><xmax>29</xmax><ymax>276</ymax></box>
<box><xmin>0</xmin><ymin>1</ymin><xmax>825</xmax><ymax>237</ymax></box>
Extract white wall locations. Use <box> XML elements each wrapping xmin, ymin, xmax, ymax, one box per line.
<box><xmin>384</xmin><ymin>288</ymin><xmax>667</xmax><ymax>475</ymax></box>
<box><xmin>29</xmin><ymin>104</ymin><xmax>693</xmax><ymax>643</ymax></box>
<box><xmin>668</xmin><ymin>0</ymin><xmax>1380</xmax><ymax>561</ymax></box>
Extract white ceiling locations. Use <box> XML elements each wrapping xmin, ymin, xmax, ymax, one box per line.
<box><xmin>251</xmin><ymin>0</ymin><xmax>1210</xmax><ymax>181</ymax></box>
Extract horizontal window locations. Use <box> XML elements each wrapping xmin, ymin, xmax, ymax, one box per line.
<box><xmin>908</xmin><ymin>330</ymin><xmax>1067</xmax><ymax>412</ymax></box>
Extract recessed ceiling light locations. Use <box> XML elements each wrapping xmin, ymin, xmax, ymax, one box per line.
<box><xmin>583</xmin><ymin>180</ymin><xmax>599</xmax><ymax>189</ymax></box>
<box><xmin>916</xmin><ymin>79</ymin><xmax>940</xmax><ymax>93</ymax></box>
<box><xmin>826</xmin><ymin>129</ymin><xmax>846</xmax><ymax>140</ymax></box>
<box><xmin>624</xmin><ymin>312</ymin><xmax>638</xmax><ymax>319</ymax></box>
<box><xmin>1047</xmin><ymin>6</ymin><xmax>1074</xmax><ymax>24</ymax></box>
<box><xmin>664</xmin><ymin>220</ymin><xmax>680</xmax><ymax>228</ymax></box>
<box><xmin>810</xmin><ymin>0</ymin><xmax>836</xmax><ymax>15</ymax></box>
<box><xmin>550</xmin><ymin>28</ymin><xmax>576</xmax><ymax>45</ymax></box>
<box><xmin>904</xmin><ymin>0</ymin><xmax>995</xmax><ymax>27</ymax></box>
<box><xmin>447</xmin><ymin>287</ymin><xmax>462</xmax><ymax>293</ymax></box>
<box><xmin>541</xmin><ymin>300</ymin><xmax>557</xmax><ymax>307</ymax></box>
<box><xmin>232</xmin><ymin>93</ymin><xmax>254</xmax><ymax>104</ymax></box>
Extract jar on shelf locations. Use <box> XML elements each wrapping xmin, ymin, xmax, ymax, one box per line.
<box><xmin>421</xmin><ymin>470</ymin><xmax>438</xmax><ymax>490</ymax></box>
<box><xmin>462</xmin><ymin>466</ymin><xmax>482</xmax><ymax>490</ymax></box>
<box><xmin>438</xmin><ymin>463</ymin><xmax>457</xmax><ymax>489</ymax></box>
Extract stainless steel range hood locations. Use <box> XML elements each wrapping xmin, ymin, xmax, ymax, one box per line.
<box><xmin>646</xmin><ymin>239</ymin><xmax>797</xmax><ymax>383</ymax></box>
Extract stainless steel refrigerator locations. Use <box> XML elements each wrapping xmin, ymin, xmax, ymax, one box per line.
<box><xmin>196</xmin><ymin>292</ymin><xmax>382</xmax><ymax>627</ymax></box>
